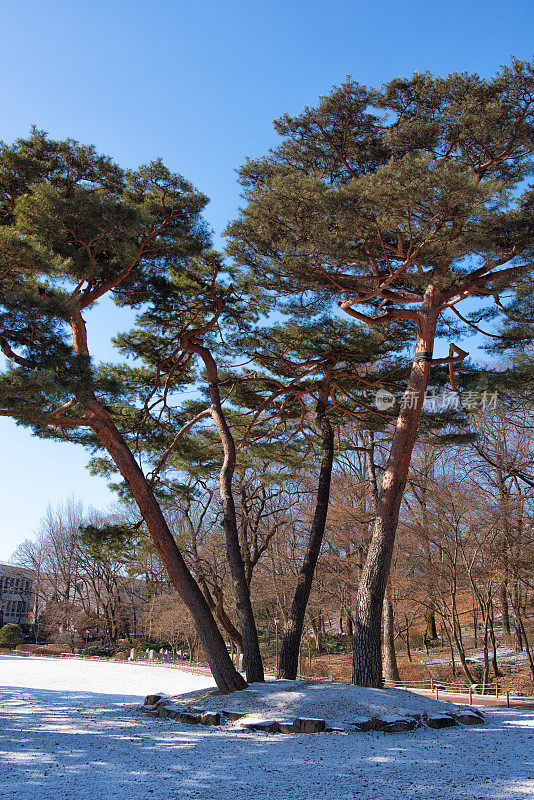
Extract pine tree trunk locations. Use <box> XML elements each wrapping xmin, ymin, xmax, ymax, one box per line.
<box><xmin>278</xmin><ymin>394</ymin><xmax>334</xmax><ymax>680</ymax></box>
<box><xmin>352</xmin><ymin>301</ymin><xmax>439</xmax><ymax>686</ymax></box>
<box><xmin>88</xmin><ymin>405</ymin><xmax>247</xmax><ymax>693</ymax></box>
<box><xmin>219</xmin><ymin>490</ymin><xmax>264</xmax><ymax>682</ymax></box>
<box><xmin>187</xmin><ymin>340</ymin><xmax>264</xmax><ymax>683</ymax></box>
<box><xmin>382</xmin><ymin>592</ymin><xmax>400</xmax><ymax>683</ymax></box>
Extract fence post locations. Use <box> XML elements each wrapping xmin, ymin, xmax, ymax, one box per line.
<box><xmin>506</xmin><ymin>691</ymin><xmax>510</xmax><ymax>708</ymax></box>
<box><xmin>469</xmin><ymin>686</ymin><xmax>473</xmax><ymax>705</ymax></box>
<box><xmin>430</xmin><ymin>677</ymin><xmax>434</xmax><ymax>691</ymax></box>
<box><xmin>495</xmin><ymin>684</ymin><xmax>499</xmax><ymax>698</ymax></box>
<box><xmin>435</xmin><ymin>686</ymin><xmax>439</xmax><ymax>701</ymax></box>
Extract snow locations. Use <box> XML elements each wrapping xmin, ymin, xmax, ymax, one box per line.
<box><xmin>426</xmin><ymin>645</ymin><xmax>529</xmax><ymax>668</ymax></box>
<box><xmin>1</xmin><ymin>655</ymin><xmax>534</xmax><ymax>800</ymax></box>
<box><xmin>163</xmin><ymin>679</ymin><xmax>465</xmax><ymax>728</ymax></box>
<box><xmin>0</xmin><ymin>654</ymin><xmax>212</xmax><ymax>698</ymax></box>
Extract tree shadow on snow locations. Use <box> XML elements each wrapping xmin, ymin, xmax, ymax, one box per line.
<box><xmin>0</xmin><ymin>685</ymin><xmax>532</xmax><ymax>800</ymax></box>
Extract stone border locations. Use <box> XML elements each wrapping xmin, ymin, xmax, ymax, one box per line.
<box><xmin>140</xmin><ymin>695</ymin><xmax>484</xmax><ymax>734</ymax></box>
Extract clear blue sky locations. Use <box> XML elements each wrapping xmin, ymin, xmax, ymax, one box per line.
<box><xmin>1</xmin><ymin>0</ymin><xmax>532</xmax><ymax>560</ymax></box>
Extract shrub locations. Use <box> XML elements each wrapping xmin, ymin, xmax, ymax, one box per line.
<box><xmin>82</xmin><ymin>643</ymin><xmax>114</xmax><ymax>657</ymax></box>
<box><xmin>131</xmin><ymin>637</ymin><xmax>169</xmax><ymax>652</ymax></box>
<box><xmin>112</xmin><ymin>651</ymin><xmax>129</xmax><ymax>660</ymax></box>
<box><xmin>0</xmin><ymin>623</ymin><xmax>25</xmax><ymax>647</ymax></box>
<box><xmin>114</xmin><ymin>640</ymin><xmax>134</xmax><ymax>653</ymax></box>
<box><xmin>315</xmin><ymin>633</ymin><xmax>351</xmax><ymax>654</ymax></box>
<box><xmin>15</xmin><ymin>643</ymin><xmax>64</xmax><ymax>656</ymax></box>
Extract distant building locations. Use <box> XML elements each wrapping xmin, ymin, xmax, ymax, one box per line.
<box><xmin>0</xmin><ymin>563</ymin><xmax>36</xmax><ymax>627</ymax></box>
<box><xmin>0</xmin><ymin>562</ymin><xmax>150</xmax><ymax>637</ymax></box>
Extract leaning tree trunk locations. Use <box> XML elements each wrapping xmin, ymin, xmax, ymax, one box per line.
<box><xmin>187</xmin><ymin>340</ymin><xmax>264</xmax><ymax>683</ymax></box>
<box><xmin>278</xmin><ymin>383</ymin><xmax>334</xmax><ymax>680</ymax></box>
<box><xmin>89</xmin><ymin>404</ymin><xmax>247</xmax><ymax>693</ymax></box>
<box><xmin>352</xmin><ymin>302</ymin><xmax>439</xmax><ymax>686</ymax></box>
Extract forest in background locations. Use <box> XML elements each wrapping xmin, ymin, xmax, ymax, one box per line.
<box><xmin>11</xmin><ymin>397</ymin><xmax>534</xmax><ymax>694</ymax></box>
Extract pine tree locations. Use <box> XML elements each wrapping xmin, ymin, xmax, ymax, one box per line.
<box><xmin>227</xmin><ymin>59</ymin><xmax>534</xmax><ymax>686</ymax></box>
<box><xmin>0</xmin><ymin>130</ymin><xmax>246</xmax><ymax>691</ymax></box>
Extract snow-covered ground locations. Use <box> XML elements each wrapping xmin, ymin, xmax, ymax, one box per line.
<box><xmin>1</xmin><ymin>655</ymin><xmax>533</xmax><ymax>800</ymax></box>
<box><xmin>426</xmin><ymin>645</ymin><xmax>530</xmax><ymax>666</ymax></box>
<box><xmin>162</xmin><ymin>678</ymin><xmax>467</xmax><ymax>728</ymax></box>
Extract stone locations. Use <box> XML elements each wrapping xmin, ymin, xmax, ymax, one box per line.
<box><xmin>355</xmin><ymin>716</ymin><xmax>382</xmax><ymax>732</ymax></box>
<box><xmin>351</xmin><ymin>716</ymin><xmax>418</xmax><ymax>732</ymax></box>
<box><xmin>173</xmin><ymin>710</ymin><xmax>202</xmax><ymax>724</ymax></box>
<box><xmin>293</xmin><ymin>718</ymin><xmax>326</xmax><ymax>733</ymax></box>
<box><xmin>454</xmin><ymin>712</ymin><xmax>483</xmax><ymax>725</ymax></box>
<box><xmin>139</xmin><ymin>705</ymin><xmax>157</xmax><ymax>715</ymax></box>
<box><xmin>278</xmin><ymin>722</ymin><xmax>296</xmax><ymax>735</ymax></box>
<box><xmin>355</xmin><ymin>719</ymin><xmax>374</xmax><ymax>732</ymax></box>
<box><xmin>154</xmin><ymin>702</ymin><xmax>201</xmax><ymax>724</ymax></box>
<box><xmin>144</xmin><ymin>694</ymin><xmax>163</xmax><ymax>706</ymax></box>
<box><xmin>222</xmin><ymin>710</ymin><xmax>245</xmax><ymax>721</ymax></box>
<box><xmin>382</xmin><ymin>719</ymin><xmax>418</xmax><ymax>732</ymax></box>
<box><xmin>243</xmin><ymin>720</ymin><xmax>282</xmax><ymax>733</ymax></box>
<box><xmin>200</xmin><ymin>712</ymin><xmax>221</xmax><ymax>726</ymax></box>
<box><xmin>423</xmin><ymin>713</ymin><xmax>458</xmax><ymax>729</ymax></box>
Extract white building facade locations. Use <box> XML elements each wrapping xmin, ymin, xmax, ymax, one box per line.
<box><xmin>0</xmin><ymin>564</ymin><xmax>35</xmax><ymax>626</ymax></box>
